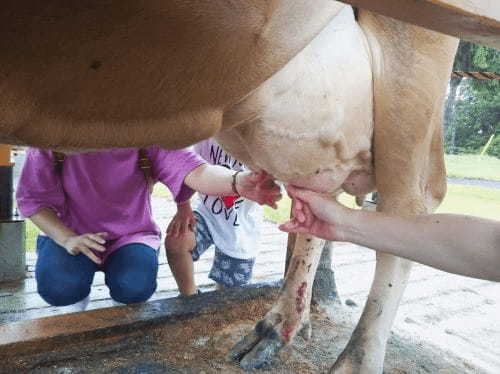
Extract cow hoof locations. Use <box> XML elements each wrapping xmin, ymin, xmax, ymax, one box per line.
<box><xmin>329</xmin><ymin>361</ymin><xmax>382</xmax><ymax>374</ymax></box>
<box><xmin>229</xmin><ymin>319</ymin><xmax>284</xmax><ymax>370</ymax></box>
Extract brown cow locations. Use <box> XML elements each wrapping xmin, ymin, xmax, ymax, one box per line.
<box><xmin>1</xmin><ymin>1</ymin><xmax>460</xmax><ymax>373</ymax></box>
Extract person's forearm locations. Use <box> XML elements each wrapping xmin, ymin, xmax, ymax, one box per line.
<box><xmin>30</xmin><ymin>208</ymin><xmax>77</xmax><ymax>247</ymax></box>
<box><xmin>184</xmin><ymin>164</ymin><xmax>234</xmax><ymax>196</ymax></box>
<box><xmin>342</xmin><ymin>211</ymin><xmax>500</xmax><ymax>281</ymax></box>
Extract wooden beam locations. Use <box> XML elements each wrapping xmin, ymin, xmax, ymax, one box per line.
<box><xmin>339</xmin><ymin>0</ymin><xmax>500</xmax><ymax>49</ymax></box>
<box><xmin>0</xmin><ymin>283</ymin><xmax>280</xmax><ymax>362</ymax></box>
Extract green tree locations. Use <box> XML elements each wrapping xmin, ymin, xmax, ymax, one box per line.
<box><xmin>444</xmin><ymin>42</ymin><xmax>500</xmax><ymax>158</ymax></box>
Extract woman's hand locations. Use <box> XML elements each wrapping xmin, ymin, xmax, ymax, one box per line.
<box><xmin>279</xmin><ymin>185</ymin><xmax>351</xmax><ymax>241</ymax></box>
<box><xmin>167</xmin><ymin>201</ymin><xmax>196</xmax><ymax>238</ymax></box>
<box><xmin>62</xmin><ymin>232</ymin><xmax>107</xmax><ymax>264</ymax></box>
<box><xmin>236</xmin><ymin>170</ymin><xmax>282</xmax><ymax>208</ymax></box>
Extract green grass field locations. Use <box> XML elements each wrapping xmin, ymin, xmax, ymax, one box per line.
<box><xmin>445</xmin><ymin>154</ymin><xmax>500</xmax><ymax>181</ymax></box>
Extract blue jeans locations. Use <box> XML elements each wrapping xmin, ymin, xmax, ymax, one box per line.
<box><xmin>36</xmin><ymin>236</ymin><xmax>159</xmax><ymax>306</ymax></box>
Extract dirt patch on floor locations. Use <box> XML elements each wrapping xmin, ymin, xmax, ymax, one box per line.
<box><xmin>8</xmin><ymin>293</ymin><xmax>487</xmax><ymax>374</ymax></box>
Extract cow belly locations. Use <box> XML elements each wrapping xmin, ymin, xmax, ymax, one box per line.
<box><xmin>218</xmin><ymin>6</ymin><xmax>374</xmax><ymax>195</ymax></box>
<box><xmin>0</xmin><ymin>0</ymin><xmax>346</xmax><ymax>150</ymax></box>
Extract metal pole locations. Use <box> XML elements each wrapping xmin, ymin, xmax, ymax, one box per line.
<box><xmin>0</xmin><ymin>145</ymin><xmax>25</xmax><ymax>282</ymax></box>
<box><xmin>0</xmin><ymin>145</ymin><xmax>13</xmax><ymax>220</ymax></box>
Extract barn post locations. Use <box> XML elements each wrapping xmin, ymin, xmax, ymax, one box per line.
<box><xmin>311</xmin><ymin>241</ymin><xmax>341</xmax><ymax>304</ymax></box>
<box><xmin>0</xmin><ymin>145</ymin><xmax>26</xmax><ymax>282</ymax></box>
<box><xmin>0</xmin><ymin>145</ymin><xmax>14</xmax><ymax>220</ymax></box>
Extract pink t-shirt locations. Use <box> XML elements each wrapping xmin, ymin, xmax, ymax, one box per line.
<box><xmin>16</xmin><ymin>147</ymin><xmax>204</xmax><ymax>261</ymax></box>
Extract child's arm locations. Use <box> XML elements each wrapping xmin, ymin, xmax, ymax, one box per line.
<box><xmin>167</xmin><ymin>201</ymin><xmax>196</xmax><ymax>238</ymax></box>
<box><xmin>280</xmin><ymin>185</ymin><xmax>500</xmax><ymax>282</ymax></box>
<box><xmin>184</xmin><ymin>164</ymin><xmax>281</xmax><ymax>208</ymax></box>
<box><xmin>16</xmin><ymin>149</ymin><xmax>106</xmax><ymax>264</ymax></box>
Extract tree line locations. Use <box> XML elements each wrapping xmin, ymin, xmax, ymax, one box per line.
<box><xmin>444</xmin><ymin>41</ymin><xmax>500</xmax><ymax>158</ymax></box>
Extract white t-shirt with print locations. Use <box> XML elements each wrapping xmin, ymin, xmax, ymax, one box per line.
<box><xmin>193</xmin><ymin>139</ymin><xmax>262</xmax><ymax>260</ymax></box>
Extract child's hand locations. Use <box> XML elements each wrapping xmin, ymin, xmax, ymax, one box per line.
<box><xmin>279</xmin><ymin>185</ymin><xmax>347</xmax><ymax>241</ymax></box>
<box><xmin>62</xmin><ymin>232</ymin><xmax>107</xmax><ymax>264</ymax></box>
<box><xmin>236</xmin><ymin>170</ymin><xmax>282</xmax><ymax>208</ymax></box>
<box><xmin>167</xmin><ymin>201</ymin><xmax>196</xmax><ymax>237</ymax></box>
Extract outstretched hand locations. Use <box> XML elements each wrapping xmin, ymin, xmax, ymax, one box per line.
<box><xmin>237</xmin><ymin>170</ymin><xmax>282</xmax><ymax>208</ymax></box>
<box><xmin>279</xmin><ymin>185</ymin><xmax>350</xmax><ymax>241</ymax></box>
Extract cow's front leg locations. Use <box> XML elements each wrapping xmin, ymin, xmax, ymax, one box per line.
<box><xmin>230</xmin><ymin>234</ymin><xmax>325</xmax><ymax>370</ymax></box>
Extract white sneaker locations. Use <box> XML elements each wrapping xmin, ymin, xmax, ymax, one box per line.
<box><xmin>111</xmin><ymin>299</ymin><xmax>125</xmax><ymax>307</ymax></box>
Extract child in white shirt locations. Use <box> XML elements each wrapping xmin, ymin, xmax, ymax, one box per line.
<box><xmin>165</xmin><ymin>139</ymin><xmax>264</xmax><ymax>295</ymax></box>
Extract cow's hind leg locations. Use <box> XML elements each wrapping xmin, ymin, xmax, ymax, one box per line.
<box><xmin>330</xmin><ymin>11</ymin><xmax>458</xmax><ymax>374</ymax></box>
<box><xmin>331</xmin><ymin>253</ymin><xmax>413</xmax><ymax>373</ymax></box>
<box><xmin>230</xmin><ymin>234</ymin><xmax>325</xmax><ymax>370</ymax></box>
